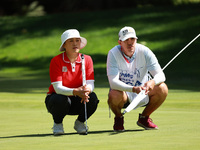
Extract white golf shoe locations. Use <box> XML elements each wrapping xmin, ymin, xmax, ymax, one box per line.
<box><xmin>52</xmin><ymin>123</ymin><xmax>64</xmax><ymax>135</ymax></box>
<box><xmin>74</xmin><ymin>119</ymin><xmax>88</xmax><ymax>134</ymax></box>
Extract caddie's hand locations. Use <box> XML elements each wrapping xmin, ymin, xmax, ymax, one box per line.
<box><xmin>132</xmin><ymin>86</ymin><xmax>143</xmax><ymax>94</ymax></box>
<box><xmin>143</xmin><ymin>80</ymin><xmax>155</xmax><ymax>94</ymax></box>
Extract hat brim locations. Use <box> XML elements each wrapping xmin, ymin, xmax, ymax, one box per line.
<box><xmin>60</xmin><ymin>37</ymin><xmax>87</xmax><ymax>51</ymax></box>
<box><xmin>121</xmin><ymin>33</ymin><xmax>138</xmax><ymax>41</ymax></box>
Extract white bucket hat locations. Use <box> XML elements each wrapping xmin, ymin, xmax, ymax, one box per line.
<box><xmin>118</xmin><ymin>26</ymin><xmax>138</xmax><ymax>41</ymax></box>
<box><xmin>60</xmin><ymin>29</ymin><xmax>87</xmax><ymax>51</ymax></box>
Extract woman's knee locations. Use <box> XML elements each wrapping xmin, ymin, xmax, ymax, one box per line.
<box><xmin>89</xmin><ymin>92</ymin><xmax>99</xmax><ymax>105</ymax></box>
<box><xmin>45</xmin><ymin>94</ymin><xmax>70</xmax><ymax>112</ymax></box>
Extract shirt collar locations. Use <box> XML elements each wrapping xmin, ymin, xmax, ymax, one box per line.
<box><xmin>120</xmin><ymin>46</ymin><xmax>136</xmax><ymax>63</ymax></box>
<box><xmin>62</xmin><ymin>52</ymin><xmax>82</xmax><ymax>63</ymax></box>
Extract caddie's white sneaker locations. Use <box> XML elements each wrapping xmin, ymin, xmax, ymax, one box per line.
<box><xmin>74</xmin><ymin>119</ymin><xmax>88</xmax><ymax>134</ymax></box>
<box><xmin>52</xmin><ymin>123</ymin><xmax>64</xmax><ymax>135</ymax></box>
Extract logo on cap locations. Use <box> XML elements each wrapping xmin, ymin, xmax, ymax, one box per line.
<box><xmin>122</xmin><ymin>29</ymin><xmax>128</xmax><ymax>36</ymax></box>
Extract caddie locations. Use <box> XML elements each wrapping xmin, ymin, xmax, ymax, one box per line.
<box><xmin>107</xmin><ymin>26</ymin><xmax>168</xmax><ymax>131</ymax></box>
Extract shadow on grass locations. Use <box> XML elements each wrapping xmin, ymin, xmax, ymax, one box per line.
<box><xmin>89</xmin><ymin>129</ymin><xmax>144</xmax><ymax>135</ymax></box>
<box><xmin>0</xmin><ymin>53</ymin><xmax>109</xmax><ymax>93</ymax></box>
<box><xmin>0</xmin><ymin>129</ymin><xmax>144</xmax><ymax>138</ymax></box>
<box><xmin>1</xmin><ymin>50</ymin><xmax>200</xmax><ymax>92</ymax></box>
<box><xmin>0</xmin><ymin>4</ymin><xmax>199</xmax><ymax>48</ymax></box>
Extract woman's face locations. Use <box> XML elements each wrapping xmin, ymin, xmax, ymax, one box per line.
<box><xmin>63</xmin><ymin>38</ymin><xmax>81</xmax><ymax>53</ymax></box>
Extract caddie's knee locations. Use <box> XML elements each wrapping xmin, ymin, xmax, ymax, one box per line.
<box><xmin>108</xmin><ymin>89</ymin><xmax>124</xmax><ymax>106</ymax></box>
<box><xmin>159</xmin><ymin>83</ymin><xmax>168</xmax><ymax>97</ymax></box>
<box><xmin>154</xmin><ymin>82</ymin><xmax>168</xmax><ymax>100</ymax></box>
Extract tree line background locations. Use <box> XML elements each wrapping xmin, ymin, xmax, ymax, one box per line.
<box><xmin>1</xmin><ymin>0</ymin><xmax>200</xmax><ymax>16</ymax></box>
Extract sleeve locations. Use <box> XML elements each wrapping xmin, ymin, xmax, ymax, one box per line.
<box><xmin>85</xmin><ymin>55</ymin><xmax>94</xmax><ymax>80</ymax></box>
<box><xmin>86</xmin><ymin>80</ymin><xmax>94</xmax><ymax>92</ymax></box>
<box><xmin>150</xmin><ymin>70</ymin><xmax>166</xmax><ymax>85</ymax></box>
<box><xmin>85</xmin><ymin>55</ymin><xmax>95</xmax><ymax>92</ymax></box>
<box><xmin>49</xmin><ymin>57</ymin><xmax>62</xmax><ymax>83</ymax></box>
<box><xmin>108</xmin><ymin>75</ymin><xmax>133</xmax><ymax>92</ymax></box>
<box><xmin>144</xmin><ymin>48</ymin><xmax>166</xmax><ymax>85</ymax></box>
<box><xmin>106</xmin><ymin>50</ymin><xmax>120</xmax><ymax>76</ymax></box>
<box><xmin>52</xmin><ymin>81</ymin><xmax>74</xmax><ymax>96</ymax></box>
<box><xmin>107</xmin><ymin>50</ymin><xmax>133</xmax><ymax>92</ymax></box>
<box><xmin>145</xmin><ymin>48</ymin><xmax>162</xmax><ymax>72</ymax></box>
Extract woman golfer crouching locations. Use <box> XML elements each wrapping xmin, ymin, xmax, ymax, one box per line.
<box><xmin>45</xmin><ymin>29</ymin><xmax>99</xmax><ymax>135</ymax></box>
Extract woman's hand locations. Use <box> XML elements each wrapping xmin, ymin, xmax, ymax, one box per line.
<box><xmin>73</xmin><ymin>85</ymin><xmax>91</xmax><ymax>103</ymax></box>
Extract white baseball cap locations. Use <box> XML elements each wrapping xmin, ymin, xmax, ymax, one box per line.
<box><xmin>118</xmin><ymin>26</ymin><xmax>138</xmax><ymax>41</ymax></box>
<box><xmin>60</xmin><ymin>29</ymin><xmax>87</xmax><ymax>51</ymax></box>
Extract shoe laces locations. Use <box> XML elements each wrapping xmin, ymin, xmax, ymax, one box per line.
<box><xmin>148</xmin><ymin>117</ymin><xmax>153</xmax><ymax>122</ymax></box>
<box><xmin>147</xmin><ymin>117</ymin><xmax>156</xmax><ymax>125</ymax></box>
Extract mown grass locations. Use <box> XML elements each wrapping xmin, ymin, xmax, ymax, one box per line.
<box><xmin>0</xmin><ymin>89</ymin><xmax>200</xmax><ymax>150</ymax></box>
<box><xmin>0</xmin><ymin>4</ymin><xmax>200</xmax><ymax>150</ymax></box>
<box><xmin>1</xmin><ymin>5</ymin><xmax>200</xmax><ymax>91</ymax></box>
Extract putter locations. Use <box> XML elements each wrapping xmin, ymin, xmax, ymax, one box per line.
<box><xmin>81</xmin><ymin>54</ymin><xmax>88</xmax><ymax>135</ymax></box>
<box><xmin>123</xmin><ymin>33</ymin><xmax>200</xmax><ymax>115</ymax></box>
